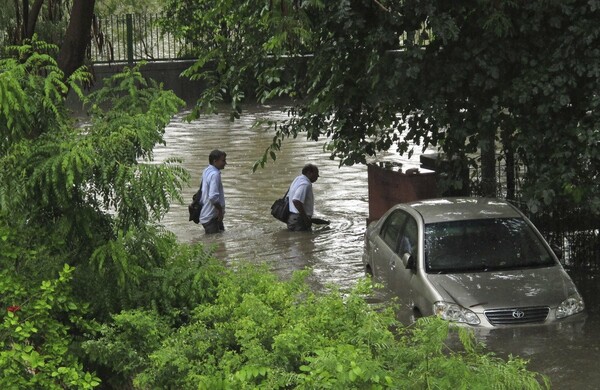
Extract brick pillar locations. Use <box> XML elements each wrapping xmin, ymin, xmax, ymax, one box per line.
<box><xmin>367</xmin><ymin>164</ymin><xmax>439</xmax><ymax>223</ymax></box>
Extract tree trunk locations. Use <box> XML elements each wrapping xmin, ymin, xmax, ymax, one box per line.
<box><xmin>14</xmin><ymin>0</ymin><xmax>24</xmax><ymax>43</ymax></box>
<box><xmin>480</xmin><ymin>127</ymin><xmax>497</xmax><ymax>197</ymax></box>
<box><xmin>501</xmin><ymin>125</ymin><xmax>516</xmax><ymax>201</ymax></box>
<box><xmin>504</xmin><ymin>146</ymin><xmax>515</xmax><ymax>200</ymax></box>
<box><xmin>57</xmin><ymin>0</ymin><xmax>95</xmax><ymax>79</ymax></box>
<box><xmin>25</xmin><ymin>0</ymin><xmax>45</xmax><ymax>39</ymax></box>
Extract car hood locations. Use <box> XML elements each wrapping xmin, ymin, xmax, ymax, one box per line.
<box><xmin>426</xmin><ymin>266</ymin><xmax>577</xmax><ymax>311</ymax></box>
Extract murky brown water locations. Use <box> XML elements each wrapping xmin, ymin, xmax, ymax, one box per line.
<box><xmin>157</xmin><ymin>104</ymin><xmax>422</xmax><ymax>290</ymax></box>
<box><xmin>156</xmin><ymin>104</ymin><xmax>600</xmax><ymax>389</ymax></box>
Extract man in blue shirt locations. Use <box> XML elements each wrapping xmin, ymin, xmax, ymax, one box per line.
<box><xmin>199</xmin><ymin>149</ymin><xmax>227</xmax><ymax>234</ymax></box>
<box><xmin>287</xmin><ymin>164</ymin><xmax>319</xmax><ymax>231</ymax></box>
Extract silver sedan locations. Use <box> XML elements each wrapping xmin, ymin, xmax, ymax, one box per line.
<box><xmin>363</xmin><ymin>197</ymin><xmax>585</xmax><ymax>327</ymax></box>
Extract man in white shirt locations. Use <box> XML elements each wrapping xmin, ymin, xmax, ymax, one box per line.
<box><xmin>199</xmin><ymin>149</ymin><xmax>227</xmax><ymax>234</ymax></box>
<box><xmin>287</xmin><ymin>164</ymin><xmax>319</xmax><ymax>231</ymax></box>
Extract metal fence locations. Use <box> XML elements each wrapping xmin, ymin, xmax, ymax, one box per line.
<box><xmin>87</xmin><ymin>13</ymin><xmax>433</xmax><ymax>64</ymax></box>
<box><xmin>88</xmin><ymin>13</ymin><xmax>193</xmax><ymax>63</ymax></box>
<box><xmin>467</xmin><ymin>156</ymin><xmax>600</xmax><ymax>271</ymax></box>
<box><xmin>427</xmin><ymin>152</ymin><xmax>600</xmax><ymax>271</ymax></box>
<box><xmin>527</xmin><ymin>207</ymin><xmax>600</xmax><ymax>271</ymax></box>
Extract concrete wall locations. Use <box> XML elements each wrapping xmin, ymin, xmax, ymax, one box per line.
<box><xmin>96</xmin><ymin>60</ymin><xmax>206</xmax><ymax>104</ymax></box>
<box><xmin>67</xmin><ymin>60</ymin><xmax>205</xmax><ymax>111</ymax></box>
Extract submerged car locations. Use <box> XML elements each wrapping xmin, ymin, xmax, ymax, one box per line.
<box><xmin>363</xmin><ymin>197</ymin><xmax>585</xmax><ymax>327</ymax></box>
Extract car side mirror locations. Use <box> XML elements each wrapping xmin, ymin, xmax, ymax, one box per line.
<box><xmin>402</xmin><ymin>253</ymin><xmax>416</xmax><ymax>270</ymax></box>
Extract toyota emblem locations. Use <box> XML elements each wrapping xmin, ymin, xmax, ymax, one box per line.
<box><xmin>512</xmin><ymin>310</ymin><xmax>525</xmax><ymax>319</ymax></box>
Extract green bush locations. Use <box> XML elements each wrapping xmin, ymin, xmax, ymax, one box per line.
<box><xmin>111</xmin><ymin>262</ymin><xmax>546</xmax><ymax>389</ymax></box>
<box><xmin>0</xmin><ymin>265</ymin><xmax>101</xmax><ymax>389</ymax></box>
<box><xmin>82</xmin><ymin>309</ymin><xmax>169</xmax><ymax>389</ymax></box>
<box><xmin>0</xmin><ymin>39</ymin><xmax>191</xmax><ymax>321</ymax></box>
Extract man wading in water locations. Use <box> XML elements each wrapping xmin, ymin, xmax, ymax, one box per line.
<box><xmin>199</xmin><ymin>149</ymin><xmax>227</xmax><ymax>234</ymax></box>
<box><xmin>286</xmin><ymin>164</ymin><xmax>319</xmax><ymax>231</ymax></box>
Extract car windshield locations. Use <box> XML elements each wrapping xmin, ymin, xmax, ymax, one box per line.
<box><xmin>425</xmin><ymin>218</ymin><xmax>556</xmax><ymax>273</ymax></box>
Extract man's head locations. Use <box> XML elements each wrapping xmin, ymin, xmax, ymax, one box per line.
<box><xmin>209</xmin><ymin>149</ymin><xmax>227</xmax><ymax>170</ymax></box>
<box><xmin>302</xmin><ymin>163</ymin><xmax>319</xmax><ymax>183</ymax></box>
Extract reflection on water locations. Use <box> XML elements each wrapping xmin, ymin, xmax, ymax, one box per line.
<box><xmin>156</xmin><ymin>104</ymin><xmax>600</xmax><ymax>389</ymax></box>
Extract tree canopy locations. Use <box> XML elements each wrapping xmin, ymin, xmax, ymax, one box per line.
<box><xmin>162</xmin><ymin>0</ymin><xmax>600</xmax><ymax>213</ymax></box>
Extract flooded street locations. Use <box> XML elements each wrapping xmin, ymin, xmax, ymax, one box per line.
<box><xmin>156</xmin><ymin>104</ymin><xmax>420</xmax><ymax>291</ymax></box>
<box><xmin>156</xmin><ymin>105</ymin><xmax>600</xmax><ymax>389</ymax></box>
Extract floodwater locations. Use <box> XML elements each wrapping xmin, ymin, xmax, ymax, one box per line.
<box><xmin>156</xmin><ymin>105</ymin><xmax>600</xmax><ymax>389</ymax></box>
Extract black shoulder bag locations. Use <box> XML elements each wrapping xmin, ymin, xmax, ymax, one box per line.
<box><xmin>188</xmin><ymin>181</ymin><xmax>203</xmax><ymax>224</ymax></box>
<box><xmin>270</xmin><ymin>189</ymin><xmax>290</xmax><ymax>223</ymax></box>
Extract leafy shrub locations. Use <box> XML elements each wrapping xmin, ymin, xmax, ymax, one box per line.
<box><xmin>82</xmin><ymin>309</ymin><xmax>170</xmax><ymax>389</ymax></box>
<box><xmin>0</xmin><ymin>265</ymin><xmax>101</xmax><ymax>389</ymax></box>
<box><xmin>0</xmin><ymin>39</ymin><xmax>191</xmax><ymax>322</ymax></box>
<box><xmin>123</xmin><ymin>263</ymin><xmax>548</xmax><ymax>389</ymax></box>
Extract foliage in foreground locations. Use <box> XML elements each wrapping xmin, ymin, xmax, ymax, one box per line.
<box><xmin>0</xmin><ymin>39</ymin><xmax>190</xmax><ymax>320</ymax></box>
<box><xmin>0</xmin><ymin>265</ymin><xmax>100</xmax><ymax>389</ymax></box>
<box><xmin>0</xmin><ymin>39</ymin><xmax>202</xmax><ymax>388</ymax></box>
<box><xmin>84</xmin><ymin>263</ymin><xmax>549</xmax><ymax>389</ymax></box>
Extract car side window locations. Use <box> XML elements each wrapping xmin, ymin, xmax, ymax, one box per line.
<box><xmin>399</xmin><ymin>217</ymin><xmax>418</xmax><ymax>257</ymax></box>
<box><xmin>379</xmin><ymin>211</ymin><xmax>408</xmax><ymax>251</ymax></box>
<box><xmin>379</xmin><ymin>210</ymin><xmax>416</xmax><ymax>256</ymax></box>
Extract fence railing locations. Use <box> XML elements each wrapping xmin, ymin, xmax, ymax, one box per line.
<box><xmin>486</xmin><ymin>158</ymin><xmax>599</xmax><ymax>271</ymax></box>
<box><xmin>89</xmin><ymin>13</ymin><xmax>193</xmax><ymax>63</ymax></box>
<box><xmin>436</xmin><ymin>153</ymin><xmax>600</xmax><ymax>271</ymax></box>
<box><xmin>527</xmin><ymin>207</ymin><xmax>600</xmax><ymax>271</ymax></box>
<box><xmin>87</xmin><ymin>13</ymin><xmax>434</xmax><ymax>64</ymax></box>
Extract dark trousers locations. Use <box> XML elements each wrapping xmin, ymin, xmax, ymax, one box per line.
<box><xmin>287</xmin><ymin>213</ymin><xmax>311</xmax><ymax>231</ymax></box>
<box><xmin>202</xmin><ymin>218</ymin><xmax>225</xmax><ymax>234</ymax></box>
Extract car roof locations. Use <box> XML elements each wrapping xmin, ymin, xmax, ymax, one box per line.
<box><xmin>401</xmin><ymin>197</ymin><xmax>523</xmax><ymax>224</ymax></box>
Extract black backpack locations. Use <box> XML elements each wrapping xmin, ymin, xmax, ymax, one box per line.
<box><xmin>188</xmin><ymin>182</ymin><xmax>203</xmax><ymax>224</ymax></box>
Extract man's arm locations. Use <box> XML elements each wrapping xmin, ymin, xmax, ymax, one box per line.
<box><xmin>208</xmin><ymin>173</ymin><xmax>224</xmax><ymax>221</ymax></box>
<box><xmin>293</xmin><ymin>199</ymin><xmax>311</xmax><ymax>227</ymax></box>
<box><xmin>213</xmin><ymin>202</ymin><xmax>224</xmax><ymax>221</ymax></box>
